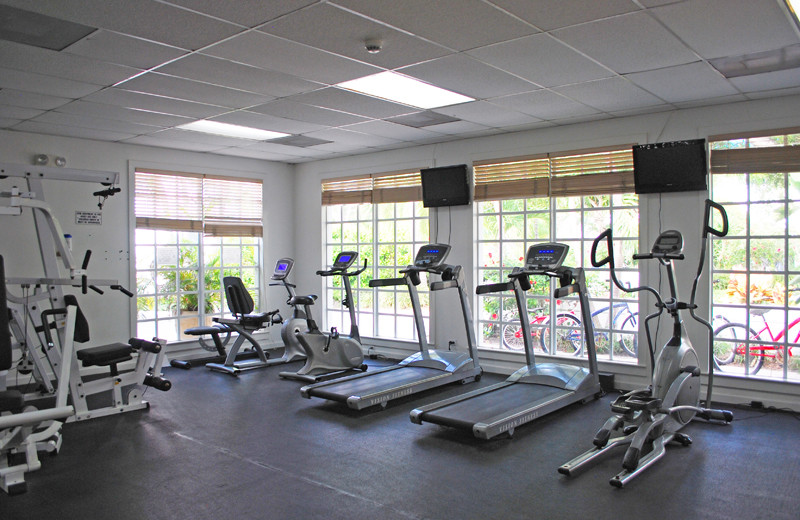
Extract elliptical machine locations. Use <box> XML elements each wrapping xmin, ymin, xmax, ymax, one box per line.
<box><xmin>268</xmin><ymin>257</ymin><xmax>309</xmax><ymax>364</ymax></box>
<box><xmin>279</xmin><ymin>251</ymin><xmax>368</xmax><ymax>383</ymax></box>
<box><xmin>559</xmin><ymin>199</ymin><xmax>733</xmax><ymax>487</ymax></box>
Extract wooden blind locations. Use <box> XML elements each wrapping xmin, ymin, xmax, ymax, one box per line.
<box><xmin>135</xmin><ymin>169</ymin><xmax>263</xmax><ymax>237</ymax></box>
<box><xmin>709</xmin><ymin>146</ymin><xmax>800</xmax><ymax>173</ymax></box>
<box><xmin>321</xmin><ymin>170</ymin><xmax>421</xmax><ymax>205</ymax></box>
<box><xmin>473</xmin><ymin>155</ymin><xmax>549</xmax><ymax>201</ymax></box>
<box><xmin>474</xmin><ymin>146</ymin><xmax>634</xmax><ymax>201</ymax></box>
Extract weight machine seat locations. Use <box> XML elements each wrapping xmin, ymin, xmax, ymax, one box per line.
<box><xmin>183</xmin><ymin>324</ymin><xmax>232</xmax><ymax>337</ymax></box>
<box><xmin>76</xmin><ymin>343</ymin><xmax>133</xmax><ymax>367</ymax></box>
<box><xmin>0</xmin><ymin>390</ymin><xmax>23</xmax><ymax>413</ymax></box>
<box><xmin>288</xmin><ymin>294</ymin><xmax>317</xmax><ymax>307</ymax></box>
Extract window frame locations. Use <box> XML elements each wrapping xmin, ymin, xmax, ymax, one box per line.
<box><xmin>130</xmin><ymin>166</ymin><xmax>264</xmax><ymax>343</ymax></box>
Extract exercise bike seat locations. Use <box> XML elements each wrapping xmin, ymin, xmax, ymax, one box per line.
<box><xmin>289</xmin><ymin>295</ymin><xmax>318</xmax><ymax>307</ymax></box>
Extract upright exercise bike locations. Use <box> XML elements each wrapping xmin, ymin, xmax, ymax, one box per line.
<box><xmin>268</xmin><ymin>257</ymin><xmax>309</xmax><ymax>364</ymax></box>
<box><xmin>559</xmin><ymin>199</ymin><xmax>733</xmax><ymax>487</ymax></box>
<box><xmin>279</xmin><ymin>251</ymin><xmax>368</xmax><ymax>383</ymax></box>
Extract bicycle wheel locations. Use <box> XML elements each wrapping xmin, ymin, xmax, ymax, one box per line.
<box><xmin>713</xmin><ymin>323</ymin><xmax>763</xmax><ymax>374</ymax></box>
<box><xmin>618</xmin><ymin>312</ymin><xmax>638</xmax><ymax>357</ymax></box>
<box><xmin>502</xmin><ymin>322</ymin><xmax>526</xmax><ymax>351</ymax></box>
<box><xmin>541</xmin><ymin>313</ymin><xmax>583</xmax><ymax>356</ymax></box>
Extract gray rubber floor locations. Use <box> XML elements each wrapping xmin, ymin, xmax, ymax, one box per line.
<box><xmin>3</xmin><ymin>357</ymin><xmax>798</xmax><ymax>520</ymax></box>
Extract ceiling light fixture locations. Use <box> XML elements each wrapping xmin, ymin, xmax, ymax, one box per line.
<box><xmin>784</xmin><ymin>1</ymin><xmax>800</xmax><ymax>34</ymax></box>
<box><xmin>336</xmin><ymin>71</ymin><xmax>474</xmax><ymax>109</ymax></box>
<box><xmin>177</xmin><ymin>120</ymin><xmax>289</xmax><ymax>141</ymax></box>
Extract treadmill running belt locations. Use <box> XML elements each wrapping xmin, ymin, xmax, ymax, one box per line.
<box><xmin>419</xmin><ymin>383</ymin><xmax>568</xmax><ymax>430</ymax></box>
<box><xmin>306</xmin><ymin>366</ymin><xmax>450</xmax><ymax>402</ymax></box>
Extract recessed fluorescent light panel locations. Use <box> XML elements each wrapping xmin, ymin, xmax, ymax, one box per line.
<box><xmin>337</xmin><ymin>71</ymin><xmax>474</xmax><ymax>109</ymax></box>
<box><xmin>177</xmin><ymin>120</ymin><xmax>289</xmax><ymax>141</ymax></box>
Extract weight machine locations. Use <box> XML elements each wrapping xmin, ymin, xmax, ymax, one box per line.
<box><xmin>0</xmin><ymin>161</ymin><xmax>170</xmax><ymax>422</ymax></box>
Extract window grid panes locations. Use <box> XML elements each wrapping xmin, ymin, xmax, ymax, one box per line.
<box><xmin>710</xmin><ymin>132</ymin><xmax>800</xmax><ymax>381</ymax></box>
<box><xmin>324</xmin><ymin>201</ymin><xmax>430</xmax><ymax>341</ymax></box>
<box><xmin>135</xmin><ymin>231</ymin><xmax>261</xmax><ymax>342</ymax></box>
<box><xmin>476</xmin><ymin>194</ymin><xmax>639</xmax><ymax>363</ymax></box>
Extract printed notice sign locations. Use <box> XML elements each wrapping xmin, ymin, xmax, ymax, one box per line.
<box><xmin>75</xmin><ymin>211</ymin><xmax>102</xmax><ymax>225</ymax></box>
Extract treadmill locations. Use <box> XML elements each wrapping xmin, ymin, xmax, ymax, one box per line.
<box><xmin>300</xmin><ymin>243</ymin><xmax>482</xmax><ymax>410</ymax></box>
<box><xmin>409</xmin><ymin>243</ymin><xmax>602</xmax><ymax>439</ymax></box>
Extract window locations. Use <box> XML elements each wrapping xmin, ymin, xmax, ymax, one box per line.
<box><xmin>134</xmin><ymin>169</ymin><xmax>263</xmax><ymax>341</ymax></box>
<box><xmin>709</xmin><ymin>130</ymin><xmax>800</xmax><ymax>381</ymax></box>
<box><xmin>322</xmin><ymin>171</ymin><xmax>430</xmax><ymax>342</ymax></box>
<box><xmin>474</xmin><ymin>147</ymin><xmax>640</xmax><ymax>363</ymax></box>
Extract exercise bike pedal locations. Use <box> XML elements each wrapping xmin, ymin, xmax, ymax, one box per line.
<box><xmin>622</xmin><ymin>447</ymin><xmax>641</xmax><ymax>471</ymax></box>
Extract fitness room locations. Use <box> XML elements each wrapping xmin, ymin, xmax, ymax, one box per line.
<box><xmin>1</xmin><ymin>1</ymin><xmax>799</xmax><ymax>518</ymax></box>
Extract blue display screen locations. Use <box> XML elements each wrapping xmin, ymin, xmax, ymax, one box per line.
<box><xmin>277</xmin><ymin>262</ymin><xmax>288</xmax><ymax>271</ymax></box>
<box><xmin>426</xmin><ymin>249</ymin><xmax>439</xmax><ymax>254</ymax></box>
<box><xmin>339</xmin><ymin>254</ymin><xmax>352</xmax><ymax>263</ymax></box>
<box><xmin>538</xmin><ymin>249</ymin><xmax>555</xmax><ymax>254</ymax></box>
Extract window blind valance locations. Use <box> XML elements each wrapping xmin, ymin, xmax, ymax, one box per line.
<box><xmin>135</xmin><ymin>169</ymin><xmax>263</xmax><ymax>237</ymax></box>
<box><xmin>321</xmin><ymin>170</ymin><xmax>422</xmax><ymax>205</ymax></box>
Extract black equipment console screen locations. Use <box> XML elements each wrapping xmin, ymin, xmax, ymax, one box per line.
<box><xmin>525</xmin><ymin>243</ymin><xmax>569</xmax><ymax>270</ymax></box>
<box><xmin>414</xmin><ymin>244</ymin><xmax>452</xmax><ymax>268</ymax></box>
<box><xmin>651</xmin><ymin>230</ymin><xmax>683</xmax><ymax>254</ymax></box>
<box><xmin>333</xmin><ymin>251</ymin><xmax>359</xmax><ymax>269</ymax></box>
<box><xmin>271</xmin><ymin>257</ymin><xmax>294</xmax><ymax>280</ymax></box>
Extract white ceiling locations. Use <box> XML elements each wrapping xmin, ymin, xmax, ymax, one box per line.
<box><xmin>1</xmin><ymin>0</ymin><xmax>799</xmax><ymax>163</ymax></box>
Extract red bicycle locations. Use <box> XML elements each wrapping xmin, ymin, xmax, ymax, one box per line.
<box><xmin>713</xmin><ymin>308</ymin><xmax>798</xmax><ymax>375</ymax></box>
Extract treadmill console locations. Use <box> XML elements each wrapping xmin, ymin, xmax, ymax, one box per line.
<box><xmin>271</xmin><ymin>257</ymin><xmax>294</xmax><ymax>280</ymax></box>
<box><xmin>332</xmin><ymin>251</ymin><xmax>359</xmax><ymax>270</ymax></box>
<box><xmin>413</xmin><ymin>244</ymin><xmax>451</xmax><ymax>269</ymax></box>
<box><xmin>651</xmin><ymin>230</ymin><xmax>683</xmax><ymax>255</ymax></box>
<box><xmin>524</xmin><ymin>243</ymin><xmax>569</xmax><ymax>271</ymax></box>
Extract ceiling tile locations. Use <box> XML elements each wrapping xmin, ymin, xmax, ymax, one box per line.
<box><xmin>398</xmin><ymin>54</ymin><xmax>538</xmax><ymax>99</ymax></box>
<box><xmin>421</xmin><ymin>119</ymin><xmax>492</xmax><ymax>135</ymax></box>
<box><xmin>342</xmin><ymin>120</ymin><xmax>442</xmax><ymax>141</ymax></box>
<box><xmin>64</xmin><ymin>30</ymin><xmax>187</xmax><ymax>69</ymax></box>
<box><xmin>208</xmin><ymin>110</ymin><xmax>326</xmax><ymax>134</ymax></box>
<box><xmin>0</xmin><ymin>88</ymin><xmax>72</xmax><ymax>110</ymax></box>
<box><xmin>489</xmin><ymin>0</ymin><xmax>639</xmax><ymax>31</ymax></box>
<box><xmin>0</xmin><ymin>68</ymin><xmax>102</xmax><ymax>98</ymax></box>
<box><xmin>0</xmin><ymin>40</ymin><xmax>141</xmax><ymax>86</ymax></box>
<box><xmin>213</xmin><ymin>146</ymin><xmax>306</xmax><ymax>162</ymax></box>
<box><xmin>82</xmin><ymin>89</ymin><xmax>229</xmax><ymax>119</ymax></box>
<box><xmin>302</xmin><ymin>127</ymin><xmax>403</xmax><ymax>147</ymax></box>
<box><xmin>287</xmin><ymin>88</ymin><xmax>416</xmax><ymax>119</ymax></box>
<box><xmin>262</xmin><ymin>3</ymin><xmax>451</xmax><ymax>69</ymax></box>
<box><xmin>56</xmin><ymin>100</ymin><xmax>194</xmax><ymax>127</ymax></box>
<box><xmin>122</xmin><ymin>134</ymin><xmax>226</xmax><ymax>152</ymax></box>
<box><xmin>625</xmin><ymin>61</ymin><xmax>739</xmax><ymax>103</ymax></box>
<box><xmin>433</xmin><ymin>101</ymin><xmax>542</xmax><ymax>127</ymax></box>
<box><xmin>489</xmin><ymin>90</ymin><xmax>600</xmax><ymax>120</ymax></box>
<box><xmin>0</xmin><ymin>117</ymin><xmax>21</xmax><ymax>128</ymax></box>
<box><xmin>156</xmin><ymin>54</ymin><xmax>321</xmax><ymax>98</ymax></box>
<box><xmin>117</xmin><ymin>73</ymin><xmax>272</xmax><ymax>109</ymax></box>
<box><xmin>0</xmin><ymin>0</ymin><xmax>241</xmax><ymax>50</ymax></box>
<box><xmin>467</xmin><ymin>33</ymin><xmax>614</xmax><ymax>87</ymax></box>
<box><xmin>553</xmin><ymin>11</ymin><xmax>699</xmax><ymax>74</ymax></box>
<box><xmin>729</xmin><ymin>67</ymin><xmax>800</xmax><ymax>93</ymax></box>
<box><xmin>154</xmin><ymin>128</ymin><xmax>263</xmax><ymax>147</ymax></box>
<box><xmin>162</xmin><ymin>0</ymin><xmax>317</xmax><ymax>27</ymax></box>
<box><xmin>333</xmin><ymin>0</ymin><xmax>537</xmax><ymax>51</ymax></box>
<box><xmin>203</xmin><ymin>31</ymin><xmax>380</xmax><ymax>84</ymax></box>
<box><xmin>652</xmin><ymin>0</ymin><xmax>800</xmax><ymax>59</ymax></box>
<box><xmin>674</xmin><ymin>93</ymin><xmax>749</xmax><ymax>108</ymax></box>
<box><xmin>31</xmin><ymin>111</ymin><xmax>162</xmax><ymax>136</ymax></box>
<box><xmin>552</xmin><ymin>77</ymin><xmax>664</xmax><ymax>112</ymax></box>
<box><xmin>0</xmin><ymin>105</ymin><xmax>44</xmax><ymax>120</ymax></box>
<box><xmin>249</xmin><ymin>99</ymin><xmax>369</xmax><ymax>127</ymax></box>
<box><xmin>13</xmin><ymin>120</ymin><xmax>136</xmax><ymax>141</ymax></box>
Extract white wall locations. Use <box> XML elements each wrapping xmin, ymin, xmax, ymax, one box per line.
<box><xmin>294</xmin><ymin>94</ymin><xmax>800</xmax><ymax>409</ymax></box>
<box><xmin>0</xmin><ymin>130</ymin><xmax>294</xmax><ymax>352</ymax></box>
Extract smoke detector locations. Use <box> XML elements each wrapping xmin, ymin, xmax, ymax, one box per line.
<box><xmin>364</xmin><ymin>38</ymin><xmax>383</xmax><ymax>54</ymax></box>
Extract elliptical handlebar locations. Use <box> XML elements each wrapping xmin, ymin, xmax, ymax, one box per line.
<box><xmin>591</xmin><ymin>229</ymin><xmax>613</xmax><ymax>268</ymax></box>
<box><xmin>703</xmin><ymin>199</ymin><xmax>728</xmax><ymax>239</ymax></box>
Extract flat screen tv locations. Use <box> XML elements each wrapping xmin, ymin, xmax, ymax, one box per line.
<box><xmin>420</xmin><ymin>164</ymin><xmax>470</xmax><ymax>207</ymax></box>
<box><xmin>633</xmin><ymin>139</ymin><xmax>708</xmax><ymax>194</ymax></box>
